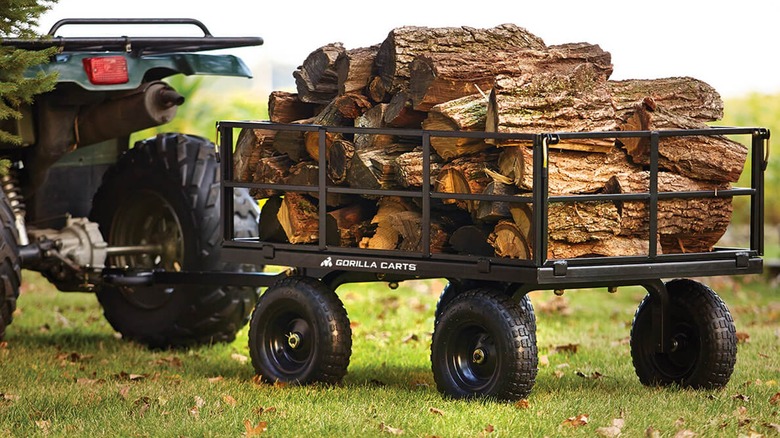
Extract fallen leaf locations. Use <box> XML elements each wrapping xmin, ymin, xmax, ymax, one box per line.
<box><xmin>133</xmin><ymin>396</ymin><xmax>151</xmax><ymax>417</ymax></box>
<box><xmin>563</xmin><ymin>414</ymin><xmax>589</xmax><ymax>427</ymax></box>
<box><xmin>194</xmin><ymin>396</ymin><xmax>205</xmax><ymax>408</ymax></box>
<box><xmin>552</xmin><ymin>343</ymin><xmax>579</xmax><ymax>354</ymax></box>
<box><xmin>222</xmin><ymin>395</ymin><xmax>237</xmax><ymax>407</ymax></box>
<box><xmin>188</xmin><ymin>406</ymin><xmax>199</xmax><ymax>419</ymax></box>
<box><xmin>35</xmin><ymin>420</ymin><xmax>51</xmax><ymax>433</ymax></box>
<box><xmin>379</xmin><ymin>422</ymin><xmax>404</xmax><ymax>435</ymax></box>
<box><xmin>673</xmin><ymin>430</ymin><xmax>696</xmax><ymax>438</ymax></box>
<box><xmin>208</xmin><ymin>376</ymin><xmax>224</xmax><ymax>384</ymax></box>
<box><xmin>1</xmin><ymin>393</ymin><xmax>19</xmax><ymax>402</ymax></box>
<box><xmin>54</xmin><ymin>310</ymin><xmax>71</xmax><ymax>327</ymax></box>
<box><xmin>243</xmin><ymin>420</ymin><xmax>268</xmax><ymax>436</ymax></box>
<box><xmin>152</xmin><ymin>356</ymin><xmax>183</xmax><ymax>368</ymax></box>
<box><xmin>597</xmin><ymin>417</ymin><xmax>625</xmax><ymax>438</ymax></box>
<box><xmin>349</xmin><ymin>321</ymin><xmax>361</xmax><ymax>329</ymax></box>
<box><xmin>515</xmin><ymin>399</ymin><xmax>530</xmax><ymax>409</ymax></box>
<box><xmin>733</xmin><ymin>394</ymin><xmax>750</xmax><ymax>402</ymax></box>
<box><xmin>539</xmin><ymin>355</ymin><xmax>550</xmax><ymax>367</ymax></box>
<box><xmin>770</xmin><ymin>392</ymin><xmax>780</xmax><ymax>405</ymax></box>
<box><xmin>576</xmin><ymin>370</ymin><xmax>605</xmax><ymax>380</ymax></box>
<box><xmin>39</xmin><ymin>323</ymin><xmax>50</xmax><ymax>333</ymax></box>
<box><xmin>0</xmin><ymin>341</ymin><xmax>7</xmax><ymax>349</ymax></box>
<box><xmin>401</xmin><ymin>333</ymin><xmax>419</xmax><ymax>343</ymax></box>
<box><xmin>129</xmin><ymin>374</ymin><xmax>145</xmax><ymax>381</ymax></box>
<box><xmin>429</xmin><ymin>407</ymin><xmax>444</xmax><ymax>416</ymax></box>
<box><xmin>255</xmin><ymin>406</ymin><xmax>277</xmax><ymax>416</ymax></box>
<box><xmin>645</xmin><ymin>426</ymin><xmax>661</xmax><ymax>438</ymax></box>
<box><xmin>483</xmin><ymin>424</ymin><xmax>495</xmax><ymax>433</ymax></box>
<box><xmin>674</xmin><ymin>417</ymin><xmax>686</xmax><ymax>428</ymax></box>
<box><xmin>231</xmin><ymin>353</ymin><xmax>249</xmax><ymax>364</ymax></box>
<box><xmin>251</xmin><ymin>375</ymin><xmax>264</xmax><ymax>385</ymax></box>
<box><xmin>554</xmin><ymin>370</ymin><xmax>565</xmax><ymax>379</ymax></box>
<box><xmin>117</xmin><ymin>385</ymin><xmax>131</xmax><ymax>400</ymax></box>
<box><xmin>736</xmin><ymin>331</ymin><xmax>751</xmax><ymax>343</ymax></box>
<box><xmin>764</xmin><ymin>422</ymin><xmax>780</xmax><ymax>433</ymax></box>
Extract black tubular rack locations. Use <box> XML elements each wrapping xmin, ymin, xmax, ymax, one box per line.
<box><xmin>218</xmin><ymin>121</ymin><xmax>770</xmax><ymax>292</ymax></box>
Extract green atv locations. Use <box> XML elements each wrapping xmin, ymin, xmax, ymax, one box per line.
<box><xmin>0</xmin><ymin>18</ymin><xmax>264</xmax><ymax>348</ymax></box>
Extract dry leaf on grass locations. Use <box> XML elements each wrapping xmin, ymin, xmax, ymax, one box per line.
<box><xmin>554</xmin><ymin>370</ymin><xmax>565</xmax><ymax>379</ymax></box>
<box><xmin>222</xmin><ymin>395</ymin><xmax>238</xmax><ymax>407</ymax></box>
<box><xmin>231</xmin><ymin>353</ymin><xmax>249</xmax><ymax>364</ymax></box>
<box><xmin>117</xmin><ymin>385</ymin><xmax>131</xmax><ymax>400</ymax></box>
<box><xmin>0</xmin><ymin>393</ymin><xmax>20</xmax><ymax>402</ymax></box>
<box><xmin>644</xmin><ymin>426</ymin><xmax>661</xmax><ymax>438</ymax></box>
<box><xmin>673</xmin><ymin>430</ymin><xmax>696</xmax><ymax>438</ymax></box>
<box><xmin>243</xmin><ymin>420</ymin><xmax>268</xmax><ymax>437</ymax></box>
<box><xmin>563</xmin><ymin>414</ymin><xmax>589</xmax><ymax>427</ymax></box>
<box><xmin>736</xmin><ymin>331</ymin><xmax>751</xmax><ymax>343</ymax></box>
<box><xmin>514</xmin><ymin>399</ymin><xmax>530</xmax><ymax>409</ymax></box>
<box><xmin>674</xmin><ymin>417</ymin><xmax>686</xmax><ymax>428</ymax></box>
<box><xmin>552</xmin><ymin>343</ymin><xmax>579</xmax><ymax>354</ymax></box>
<box><xmin>764</xmin><ymin>422</ymin><xmax>780</xmax><ymax>433</ymax></box>
<box><xmin>35</xmin><ymin>420</ymin><xmax>51</xmax><ymax>433</ymax></box>
<box><xmin>733</xmin><ymin>394</ymin><xmax>750</xmax><ymax>402</ymax></box>
<box><xmin>133</xmin><ymin>397</ymin><xmax>151</xmax><ymax>417</ymax></box>
<box><xmin>596</xmin><ymin>417</ymin><xmax>625</xmax><ymax>437</ymax></box>
<box><xmin>255</xmin><ymin>406</ymin><xmax>277</xmax><ymax>415</ymax></box>
<box><xmin>194</xmin><ymin>396</ymin><xmax>205</xmax><ymax>408</ymax></box>
<box><xmin>401</xmin><ymin>333</ymin><xmax>419</xmax><ymax>343</ymax></box>
<box><xmin>770</xmin><ymin>392</ymin><xmax>780</xmax><ymax>405</ymax></box>
<box><xmin>428</xmin><ymin>407</ymin><xmax>444</xmax><ymax>416</ymax></box>
<box><xmin>483</xmin><ymin>424</ymin><xmax>495</xmax><ymax>433</ymax></box>
<box><xmin>379</xmin><ymin>422</ymin><xmax>404</xmax><ymax>435</ymax></box>
<box><xmin>208</xmin><ymin>376</ymin><xmax>224</xmax><ymax>384</ymax></box>
<box><xmin>576</xmin><ymin>371</ymin><xmax>605</xmax><ymax>380</ymax></box>
<box><xmin>539</xmin><ymin>355</ymin><xmax>550</xmax><ymax>367</ymax></box>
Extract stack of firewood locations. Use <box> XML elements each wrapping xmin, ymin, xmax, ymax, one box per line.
<box><xmin>233</xmin><ymin>24</ymin><xmax>746</xmax><ymax>259</ymax></box>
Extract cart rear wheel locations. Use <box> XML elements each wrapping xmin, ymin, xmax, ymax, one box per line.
<box><xmin>248</xmin><ymin>276</ymin><xmax>351</xmax><ymax>385</ymax></box>
<box><xmin>630</xmin><ymin>279</ymin><xmax>737</xmax><ymax>389</ymax></box>
<box><xmin>431</xmin><ymin>288</ymin><xmax>537</xmax><ymax>400</ymax></box>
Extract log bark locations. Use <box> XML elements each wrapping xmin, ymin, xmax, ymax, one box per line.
<box><xmin>423</xmin><ymin>93</ymin><xmax>492</xmax><ymax>160</ymax></box>
<box><xmin>547</xmin><ymin>201</ymin><xmax>620</xmax><ymax>243</ymax></box>
<box><xmin>434</xmin><ymin>151</ymin><xmax>499</xmax><ymax>212</ymax></box>
<box><xmin>486</xmin><ymin>63</ymin><xmax>617</xmax><ymax>153</ymax></box>
<box><xmin>409</xmin><ymin>43</ymin><xmax>612</xmax><ymax>111</ymax></box>
<box><xmin>393</xmin><ymin>149</ymin><xmax>442</xmax><ymax>188</ymax></box>
<box><xmin>609</xmin><ymin>76</ymin><xmax>723</xmax><ymax>123</ymax></box>
<box><xmin>605</xmin><ymin>171</ymin><xmax>733</xmax><ymax>253</ymax></box>
<box><xmin>283</xmin><ymin>161</ymin><xmax>352</xmax><ymax>207</ymax></box>
<box><xmin>277</xmin><ymin>193</ymin><xmax>320</xmax><ymax>244</ymax></box>
<box><xmin>372</xmin><ymin>24</ymin><xmax>546</xmax><ymax>98</ymax></box>
<box><xmin>268</xmin><ymin>91</ymin><xmax>317</xmax><ymax>123</ymax></box>
<box><xmin>333</xmin><ymin>92</ymin><xmax>373</xmax><ymax>119</ymax></box>
<box><xmin>618</xmin><ymin>100</ymin><xmax>747</xmax><ymax>182</ymax></box>
<box><xmin>488</xmin><ymin>220</ymin><xmax>531</xmax><ymax>259</ymax></box>
<box><xmin>294</xmin><ymin>42</ymin><xmax>345</xmax><ymax>104</ymax></box>
<box><xmin>354</xmin><ymin>104</ymin><xmax>396</xmax><ymax>150</ymax></box>
<box><xmin>327</xmin><ymin>202</ymin><xmax>374</xmax><ymax>247</ymax></box>
<box><xmin>547</xmin><ymin>236</ymin><xmax>651</xmax><ymax>259</ymax></box>
<box><xmin>503</xmin><ymin>144</ymin><xmax>639</xmax><ymax>195</ymax></box>
<box><xmin>388</xmin><ymin>210</ymin><xmax>449</xmax><ymax>253</ymax></box>
<box><xmin>234</xmin><ymin>128</ymin><xmax>276</xmax><ymax>183</ymax></box>
<box><xmin>475</xmin><ymin>181</ymin><xmax>519</xmax><ymax>222</ymax></box>
<box><xmin>348</xmin><ymin>143</ymin><xmax>416</xmax><ymax>190</ymax></box>
<box><xmin>303</xmin><ymin>99</ymin><xmax>354</xmax><ymax>160</ymax></box>
<box><xmin>326</xmin><ymin>139</ymin><xmax>355</xmax><ymax>185</ymax></box>
<box><xmin>272</xmin><ymin>118</ymin><xmax>315</xmax><ymax>162</ymax></box>
<box><xmin>336</xmin><ymin>45</ymin><xmax>379</xmax><ymax>95</ymax></box>
<box><xmin>252</xmin><ymin>154</ymin><xmax>294</xmax><ymax>198</ymax></box>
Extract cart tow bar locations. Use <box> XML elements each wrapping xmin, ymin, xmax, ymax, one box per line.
<box><xmin>101</xmin><ymin>267</ymin><xmax>284</xmax><ymax>288</ymax></box>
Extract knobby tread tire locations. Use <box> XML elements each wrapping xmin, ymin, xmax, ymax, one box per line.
<box><xmin>431</xmin><ymin>288</ymin><xmax>538</xmax><ymax>400</ymax></box>
<box><xmin>630</xmin><ymin>279</ymin><xmax>737</xmax><ymax>389</ymax></box>
<box><xmin>0</xmin><ymin>191</ymin><xmax>21</xmax><ymax>341</ymax></box>
<box><xmin>249</xmin><ymin>276</ymin><xmax>352</xmax><ymax>385</ymax></box>
<box><xmin>90</xmin><ymin>133</ymin><xmax>259</xmax><ymax>348</ymax></box>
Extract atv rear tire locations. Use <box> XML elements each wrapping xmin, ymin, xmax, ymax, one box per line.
<box><xmin>90</xmin><ymin>133</ymin><xmax>259</xmax><ymax>348</ymax></box>
<box><xmin>0</xmin><ymin>190</ymin><xmax>21</xmax><ymax>341</ymax></box>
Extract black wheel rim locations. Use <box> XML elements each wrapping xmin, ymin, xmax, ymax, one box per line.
<box><xmin>109</xmin><ymin>191</ymin><xmax>184</xmax><ymax>310</ymax></box>
<box><xmin>637</xmin><ymin>306</ymin><xmax>701</xmax><ymax>382</ymax></box>
<box><xmin>446</xmin><ymin>324</ymin><xmax>498</xmax><ymax>393</ymax></box>
<box><xmin>263</xmin><ymin>307</ymin><xmax>315</xmax><ymax>377</ymax></box>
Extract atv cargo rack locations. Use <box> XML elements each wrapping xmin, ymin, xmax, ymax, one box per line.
<box><xmin>216</xmin><ymin>122</ymin><xmax>769</xmax><ymax>292</ymax></box>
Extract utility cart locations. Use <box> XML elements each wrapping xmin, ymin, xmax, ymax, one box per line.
<box><xmin>203</xmin><ymin>121</ymin><xmax>771</xmax><ymax>400</ymax></box>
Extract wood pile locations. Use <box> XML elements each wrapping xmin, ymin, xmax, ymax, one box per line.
<box><xmin>234</xmin><ymin>24</ymin><xmax>747</xmax><ymax>259</ymax></box>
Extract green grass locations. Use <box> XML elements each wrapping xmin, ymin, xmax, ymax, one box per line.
<box><xmin>1</xmin><ymin>272</ymin><xmax>778</xmax><ymax>437</ymax></box>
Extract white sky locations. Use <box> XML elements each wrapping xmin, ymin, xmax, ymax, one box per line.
<box><xmin>37</xmin><ymin>0</ymin><xmax>779</xmax><ymax>98</ymax></box>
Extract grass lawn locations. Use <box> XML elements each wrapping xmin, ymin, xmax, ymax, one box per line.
<box><xmin>0</xmin><ymin>271</ymin><xmax>778</xmax><ymax>437</ymax></box>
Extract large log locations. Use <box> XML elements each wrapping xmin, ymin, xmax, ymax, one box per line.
<box><xmin>272</xmin><ymin>118</ymin><xmax>315</xmax><ymax>162</ymax></box>
<box><xmin>354</xmin><ymin>104</ymin><xmax>396</xmax><ymax>150</ymax></box>
<box><xmin>348</xmin><ymin>143</ymin><xmax>416</xmax><ymax>190</ymax></box>
<box><xmin>547</xmin><ymin>236</ymin><xmax>651</xmax><ymax>259</ymax></box>
<box><xmin>409</xmin><ymin>43</ymin><xmax>612</xmax><ymax>111</ymax></box>
<box><xmin>388</xmin><ymin>210</ymin><xmax>449</xmax><ymax>253</ymax></box>
<box><xmin>360</xmin><ymin>196</ymin><xmax>413</xmax><ymax>250</ymax></box>
<box><xmin>294</xmin><ymin>42</ymin><xmax>345</xmax><ymax>104</ymax></box>
<box><xmin>303</xmin><ymin>99</ymin><xmax>354</xmax><ymax>160</ymax></box>
<box><xmin>371</xmin><ymin>24</ymin><xmax>546</xmax><ymax>99</ymax></box>
<box><xmin>268</xmin><ymin>91</ymin><xmax>317</xmax><ymax>123</ymax></box>
<box><xmin>423</xmin><ymin>93</ymin><xmax>492</xmax><ymax>160</ymax></box>
<box><xmin>252</xmin><ymin>154</ymin><xmax>294</xmax><ymax>198</ymax></box>
<box><xmin>327</xmin><ymin>202</ymin><xmax>374</xmax><ymax>247</ymax></box>
<box><xmin>336</xmin><ymin>45</ymin><xmax>379</xmax><ymax>95</ymax></box>
<box><xmin>434</xmin><ymin>151</ymin><xmax>499</xmax><ymax>213</ymax></box>
<box><xmin>618</xmin><ymin>99</ymin><xmax>747</xmax><ymax>182</ymax></box>
<box><xmin>392</xmin><ymin>149</ymin><xmax>442</xmax><ymax>188</ymax></box>
<box><xmin>450</xmin><ymin>225</ymin><xmax>495</xmax><ymax>256</ymax></box>
<box><xmin>384</xmin><ymin>91</ymin><xmax>426</xmax><ymax>128</ymax></box>
<box><xmin>327</xmin><ymin>139</ymin><xmax>355</xmax><ymax>185</ymax></box>
<box><xmin>605</xmin><ymin>171</ymin><xmax>733</xmax><ymax>253</ymax></box>
<box><xmin>609</xmin><ymin>76</ymin><xmax>723</xmax><ymax>123</ymax></box>
<box><xmin>501</xmin><ymin>144</ymin><xmax>639</xmax><ymax>195</ymax></box>
<box><xmin>486</xmin><ymin>63</ymin><xmax>618</xmax><ymax>153</ymax></box>
<box><xmin>488</xmin><ymin>220</ymin><xmax>531</xmax><ymax>259</ymax></box>
<box><xmin>277</xmin><ymin>193</ymin><xmax>320</xmax><ymax>244</ymax></box>
<box><xmin>234</xmin><ymin>128</ymin><xmax>276</xmax><ymax>183</ymax></box>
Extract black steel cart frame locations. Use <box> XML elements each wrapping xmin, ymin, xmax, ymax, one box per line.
<box><xmin>216</xmin><ymin>121</ymin><xmax>770</xmax><ymax>292</ymax></box>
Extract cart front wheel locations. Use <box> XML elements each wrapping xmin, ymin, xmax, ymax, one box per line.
<box><xmin>431</xmin><ymin>288</ymin><xmax>537</xmax><ymax>400</ymax></box>
<box><xmin>248</xmin><ymin>276</ymin><xmax>351</xmax><ymax>385</ymax></box>
<box><xmin>630</xmin><ymin>279</ymin><xmax>737</xmax><ymax>389</ymax></box>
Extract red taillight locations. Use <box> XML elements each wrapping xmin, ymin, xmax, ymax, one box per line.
<box><xmin>83</xmin><ymin>56</ymin><xmax>129</xmax><ymax>85</ymax></box>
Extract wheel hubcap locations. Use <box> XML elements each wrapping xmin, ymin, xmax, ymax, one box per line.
<box><xmin>472</xmin><ymin>348</ymin><xmax>487</xmax><ymax>365</ymax></box>
<box><xmin>448</xmin><ymin>326</ymin><xmax>498</xmax><ymax>392</ymax></box>
<box><xmin>265</xmin><ymin>313</ymin><xmax>314</xmax><ymax>376</ymax></box>
<box><xmin>287</xmin><ymin>332</ymin><xmax>302</xmax><ymax>349</ymax></box>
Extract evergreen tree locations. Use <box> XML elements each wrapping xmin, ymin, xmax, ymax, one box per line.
<box><xmin>0</xmin><ymin>0</ymin><xmax>58</xmax><ymax>144</ymax></box>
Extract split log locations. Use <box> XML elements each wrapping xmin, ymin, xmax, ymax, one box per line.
<box><xmin>348</xmin><ymin>143</ymin><xmax>416</xmax><ymax>190</ymax></box>
<box><xmin>304</xmin><ymin>99</ymin><xmax>354</xmax><ymax>160</ymax></box>
<box><xmin>605</xmin><ymin>171</ymin><xmax>733</xmax><ymax>253</ymax></box>
<box><xmin>268</xmin><ymin>91</ymin><xmax>317</xmax><ymax>123</ymax></box>
<box><xmin>234</xmin><ymin>128</ymin><xmax>276</xmax><ymax>183</ymax></box>
<box><xmin>393</xmin><ymin>149</ymin><xmax>442</xmax><ymax>188</ymax></box>
<box><xmin>371</xmin><ymin>24</ymin><xmax>546</xmax><ymax>98</ymax></box>
<box><xmin>327</xmin><ymin>202</ymin><xmax>374</xmax><ymax>247</ymax></box>
<box><xmin>503</xmin><ymin>144</ymin><xmax>639</xmax><ymax>195</ymax></box>
<box><xmin>384</xmin><ymin>91</ymin><xmax>426</xmax><ymax>128</ymax></box>
<box><xmin>333</xmin><ymin>92</ymin><xmax>373</xmax><ymax>119</ymax></box>
<box><xmin>277</xmin><ymin>193</ymin><xmax>320</xmax><ymax>244</ymax></box>
<box><xmin>486</xmin><ymin>63</ymin><xmax>617</xmax><ymax>153</ymax></box>
<box><xmin>388</xmin><ymin>210</ymin><xmax>449</xmax><ymax>253</ymax></box>
<box><xmin>326</xmin><ymin>139</ymin><xmax>355</xmax><ymax>185</ymax></box>
<box><xmin>354</xmin><ymin>104</ymin><xmax>396</xmax><ymax>150</ymax></box>
<box><xmin>252</xmin><ymin>154</ymin><xmax>294</xmax><ymax>198</ymax></box>
<box><xmin>547</xmin><ymin>236</ymin><xmax>651</xmax><ymax>259</ymax></box>
<box><xmin>423</xmin><ymin>93</ymin><xmax>492</xmax><ymax>160</ymax></box>
<box><xmin>336</xmin><ymin>45</ymin><xmax>379</xmax><ymax>95</ymax></box>
<box><xmin>272</xmin><ymin>118</ymin><xmax>315</xmax><ymax>162</ymax></box>
<box><xmin>434</xmin><ymin>151</ymin><xmax>498</xmax><ymax>213</ymax></box>
<box><xmin>609</xmin><ymin>76</ymin><xmax>723</xmax><ymax>123</ymax></box>
<box><xmin>294</xmin><ymin>42</ymin><xmax>345</xmax><ymax>104</ymax></box>
<box><xmin>258</xmin><ymin>196</ymin><xmax>288</xmax><ymax>243</ymax></box>
<box><xmin>475</xmin><ymin>181</ymin><xmax>519</xmax><ymax>222</ymax></box>
<box><xmin>360</xmin><ymin>196</ymin><xmax>413</xmax><ymax>250</ymax></box>
<box><xmin>283</xmin><ymin>161</ymin><xmax>352</xmax><ymax>207</ymax></box>
<box><xmin>618</xmin><ymin>99</ymin><xmax>747</xmax><ymax>182</ymax></box>
<box><xmin>409</xmin><ymin>43</ymin><xmax>612</xmax><ymax>111</ymax></box>
<box><xmin>488</xmin><ymin>220</ymin><xmax>531</xmax><ymax>259</ymax></box>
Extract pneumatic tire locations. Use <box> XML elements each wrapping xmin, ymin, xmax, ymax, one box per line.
<box><xmin>248</xmin><ymin>276</ymin><xmax>352</xmax><ymax>385</ymax></box>
<box><xmin>431</xmin><ymin>288</ymin><xmax>537</xmax><ymax>400</ymax></box>
<box><xmin>90</xmin><ymin>133</ymin><xmax>260</xmax><ymax>348</ymax></box>
<box><xmin>0</xmin><ymin>190</ymin><xmax>21</xmax><ymax>341</ymax></box>
<box><xmin>630</xmin><ymin>279</ymin><xmax>737</xmax><ymax>389</ymax></box>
